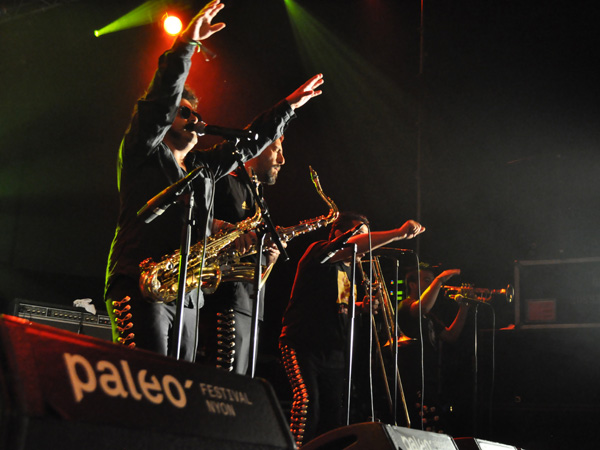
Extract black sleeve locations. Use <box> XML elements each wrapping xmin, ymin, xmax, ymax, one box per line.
<box><xmin>122</xmin><ymin>39</ymin><xmax>196</xmax><ymax>164</ymax></box>
<box><xmin>187</xmin><ymin>100</ymin><xmax>295</xmax><ymax>181</ymax></box>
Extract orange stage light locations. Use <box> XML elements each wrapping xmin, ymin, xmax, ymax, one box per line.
<box><xmin>162</xmin><ymin>14</ymin><xmax>182</xmax><ymax>36</ymax></box>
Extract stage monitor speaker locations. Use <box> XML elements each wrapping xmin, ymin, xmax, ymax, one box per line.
<box><xmin>0</xmin><ymin>314</ymin><xmax>295</xmax><ymax>450</ymax></box>
<box><xmin>302</xmin><ymin>422</ymin><xmax>458</xmax><ymax>450</ymax></box>
<box><xmin>12</xmin><ymin>298</ymin><xmax>112</xmax><ymax>341</ymax></box>
<box><xmin>454</xmin><ymin>437</ymin><xmax>518</xmax><ymax>450</ymax></box>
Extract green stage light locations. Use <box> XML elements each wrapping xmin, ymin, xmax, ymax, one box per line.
<box><xmin>94</xmin><ymin>0</ymin><xmax>173</xmax><ymax>37</ymax></box>
<box><xmin>283</xmin><ymin>0</ymin><xmax>415</xmax><ymax>157</ymax></box>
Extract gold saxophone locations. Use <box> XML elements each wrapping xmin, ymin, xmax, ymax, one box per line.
<box><xmin>202</xmin><ymin>166</ymin><xmax>339</xmax><ymax>293</ymax></box>
<box><xmin>138</xmin><ymin>207</ymin><xmax>263</xmax><ymax>304</ymax></box>
<box><xmin>138</xmin><ymin>166</ymin><xmax>338</xmax><ymax>303</ymax></box>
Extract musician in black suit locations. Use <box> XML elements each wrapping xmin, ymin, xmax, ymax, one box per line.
<box><xmin>104</xmin><ymin>1</ymin><xmax>324</xmax><ymax>362</ymax></box>
<box><xmin>279</xmin><ymin>212</ymin><xmax>424</xmax><ymax>447</ymax></box>
<box><xmin>197</xmin><ymin>137</ymin><xmax>286</xmax><ymax>374</ymax></box>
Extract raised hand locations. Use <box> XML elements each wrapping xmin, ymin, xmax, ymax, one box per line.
<box><xmin>286</xmin><ymin>73</ymin><xmax>324</xmax><ymax>110</ymax></box>
<box><xmin>182</xmin><ymin>0</ymin><xmax>226</xmax><ymax>43</ymax></box>
<box><xmin>438</xmin><ymin>269</ymin><xmax>461</xmax><ymax>283</ymax></box>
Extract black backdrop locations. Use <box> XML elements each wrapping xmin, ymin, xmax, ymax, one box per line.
<box><xmin>2</xmin><ymin>1</ymin><xmax>600</xmax><ymax>448</ymax></box>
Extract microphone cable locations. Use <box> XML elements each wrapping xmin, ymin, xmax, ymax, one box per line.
<box><xmin>414</xmin><ymin>255</ymin><xmax>425</xmax><ymax>430</ymax></box>
<box><xmin>365</xmin><ymin>226</ymin><xmax>375</xmax><ymax>423</ymax></box>
<box><xmin>472</xmin><ymin>301</ymin><xmax>497</xmax><ymax>436</ymax></box>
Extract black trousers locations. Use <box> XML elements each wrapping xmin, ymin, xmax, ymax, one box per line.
<box><xmin>280</xmin><ymin>343</ymin><xmax>346</xmax><ymax>447</ymax></box>
<box><xmin>197</xmin><ymin>306</ymin><xmax>258</xmax><ymax>375</ymax></box>
<box><xmin>105</xmin><ymin>276</ymin><xmax>199</xmax><ymax>362</ymax></box>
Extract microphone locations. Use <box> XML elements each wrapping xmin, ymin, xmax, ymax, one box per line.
<box><xmin>137</xmin><ymin>165</ymin><xmax>205</xmax><ymax>224</ymax></box>
<box><xmin>373</xmin><ymin>247</ymin><xmax>414</xmax><ymax>259</ymax></box>
<box><xmin>188</xmin><ymin>121</ymin><xmax>258</xmax><ymax>141</ymax></box>
<box><xmin>320</xmin><ymin>223</ymin><xmax>364</xmax><ymax>264</ymax></box>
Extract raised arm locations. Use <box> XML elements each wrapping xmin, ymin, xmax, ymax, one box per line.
<box><xmin>286</xmin><ymin>73</ymin><xmax>324</xmax><ymax>110</ymax></box>
<box><xmin>328</xmin><ymin>220</ymin><xmax>425</xmax><ymax>263</ymax></box>
<box><xmin>409</xmin><ymin>269</ymin><xmax>460</xmax><ymax>318</ymax></box>
<box><xmin>439</xmin><ymin>298</ymin><xmax>470</xmax><ymax>343</ymax></box>
<box><xmin>180</xmin><ymin>0</ymin><xmax>226</xmax><ymax>44</ymax></box>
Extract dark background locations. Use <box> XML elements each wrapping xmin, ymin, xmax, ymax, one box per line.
<box><xmin>1</xmin><ymin>0</ymin><xmax>599</xmax><ymax>447</ymax></box>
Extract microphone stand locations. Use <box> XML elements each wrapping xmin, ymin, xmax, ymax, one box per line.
<box><xmin>392</xmin><ymin>258</ymin><xmax>400</xmax><ymax>425</ymax></box>
<box><xmin>137</xmin><ymin>166</ymin><xmax>205</xmax><ymax>360</ymax></box>
<box><xmin>376</xmin><ymin>252</ymin><xmax>413</xmax><ymax>428</ymax></box>
<box><xmin>231</xmin><ymin>148</ymin><xmax>289</xmax><ymax>378</ymax></box>
<box><xmin>249</xmin><ymin>230</ymin><xmax>266</xmax><ymax>378</ymax></box>
<box><xmin>345</xmin><ymin>242</ymin><xmax>358</xmax><ymax>425</ymax></box>
<box><xmin>473</xmin><ymin>303</ymin><xmax>480</xmax><ymax>436</ymax></box>
<box><xmin>169</xmin><ymin>189</ymin><xmax>196</xmax><ymax>360</ymax></box>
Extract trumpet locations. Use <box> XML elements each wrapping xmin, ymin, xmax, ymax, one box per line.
<box><xmin>442</xmin><ymin>284</ymin><xmax>514</xmax><ymax>303</ymax></box>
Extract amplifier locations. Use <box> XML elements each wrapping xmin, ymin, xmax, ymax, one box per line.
<box><xmin>13</xmin><ymin>298</ymin><xmax>112</xmax><ymax>341</ymax></box>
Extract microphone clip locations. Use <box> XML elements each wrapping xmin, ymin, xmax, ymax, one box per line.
<box><xmin>137</xmin><ymin>165</ymin><xmax>205</xmax><ymax>224</ymax></box>
<box><xmin>320</xmin><ymin>223</ymin><xmax>363</xmax><ymax>264</ymax></box>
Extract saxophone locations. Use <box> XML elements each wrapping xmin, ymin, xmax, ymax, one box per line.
<box><xmin>139</xmin><ymin>207</ymin><xmax>262</xmax><ymax>304</ymax></box>
<box><xmin>202</xmin><ymin>166</ymin><xmax>339</xmax><ymax>293</ymax></box>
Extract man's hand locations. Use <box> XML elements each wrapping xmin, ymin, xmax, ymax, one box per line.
<box><xmin>397</xmin><ymin>220</ymin><xmax>425</xmax><ymax>239</ymax></box>
<box><xmin>182</xmin><ymin>0</ymin><xmax>226</xmax><ymax>43</ymax></box>
<box><xmin>232</xmin><ymin>232</ymin><xmax>255</xmax><ymax>256</ymax></box>
<box><xmin>286</xmin><ymin>74</ymin><xmax>324</xmax><ymax>110</ymax></box>
<box><xmin>357</xmin><ymin>295</ymin><xmax>380</xmax><ymax>315</ymax></box>
<box><xmin>264</xmin><ymin>241</ymin><xmax>283</xmax><ymax>266</ymax></box>
<box><xmin>454</xmin><ymin>294</ymin><xmax>472</xmax><ymax>309</ymax></box>
<box><xmin>437</xmin><ymin>269</ymin><xmax>461</xmax><ymax>284</ymax></box>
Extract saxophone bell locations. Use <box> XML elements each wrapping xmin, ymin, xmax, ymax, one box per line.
<box><xmin>138</xmin><ymin>207</ymin><xmax>262</xmax><ymax>303</ymax></box>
